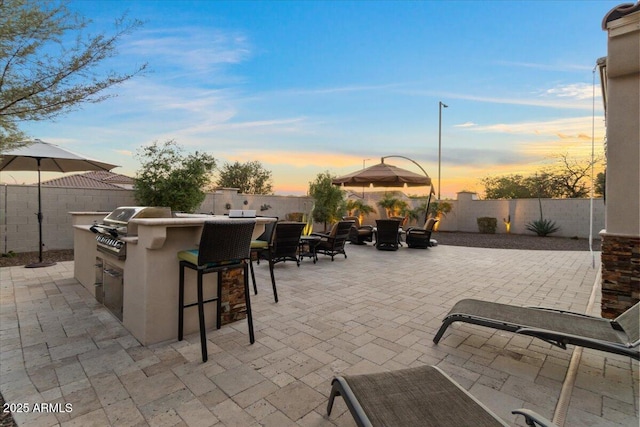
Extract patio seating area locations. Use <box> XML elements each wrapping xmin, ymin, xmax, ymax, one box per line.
<box><xmin>1</xmin><ymin>243</ymin><xmax>638</xmax><ymax>427</ymax></box>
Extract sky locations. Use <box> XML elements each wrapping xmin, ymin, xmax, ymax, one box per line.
<box><xmin>5</xmin><ymin>0</ymin><xmax>616</xmax><ymax>198</ymax></box>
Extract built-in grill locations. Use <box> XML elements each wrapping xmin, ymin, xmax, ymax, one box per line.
<box><xmin>91</xmin><ymin>206</ymin><xmax>172</xmax><ymax>259</ymax></box>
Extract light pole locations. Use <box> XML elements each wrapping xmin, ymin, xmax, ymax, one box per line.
<box><xmin>362</xmin><ymin>158</ymin><xmax>371</xmax><ymax>198</ymax></box>
<box><xmin>438</xmin><ymin>101</ymin><xmax>448</xmax><ymax>200</ymax></box>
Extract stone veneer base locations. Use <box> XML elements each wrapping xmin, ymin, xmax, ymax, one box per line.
<box><xmin>600</xmin><ymin>232</ymin><xmax>640</xmax><ymax>318</ymax></box>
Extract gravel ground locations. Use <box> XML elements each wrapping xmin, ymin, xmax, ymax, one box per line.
<box><xmin>433</xmin><ymin>231</ymin><xmax>601</xmax><ymax>251</ymax></box>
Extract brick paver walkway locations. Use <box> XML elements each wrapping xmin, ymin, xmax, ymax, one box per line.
<box><xmin>1</xmin><ymin>244</ymin><xmax>637</xmax><ymax>426</ymax></box>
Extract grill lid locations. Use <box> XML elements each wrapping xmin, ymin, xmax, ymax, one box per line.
<box><xmin>103</xmin><ymin>206</ymin><xmax>172</xmax><ymax>226</ymax></box>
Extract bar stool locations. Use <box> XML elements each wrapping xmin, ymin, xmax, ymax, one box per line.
<box><xmin>178</xmin><ymin>219</ymin><xmax>256</xmax><ymax>362</ymax></box>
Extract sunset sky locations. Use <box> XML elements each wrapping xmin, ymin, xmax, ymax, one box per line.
<box><xmin>6</xmin><ymin>0</ymin><xmax>614</xmax><ymax>198</ymax></box>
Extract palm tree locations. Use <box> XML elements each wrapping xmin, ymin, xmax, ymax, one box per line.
<box><xmin>346</xmin><ymin>199</ymin><xmax>376</xmax><ymax>217</ymax></box>
<box><xmin>377</xmin><ymin>193</ymin><xmax>408</xmax><ymax>218</ymax></box>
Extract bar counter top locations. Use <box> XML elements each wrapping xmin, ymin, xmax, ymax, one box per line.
<box><xmin>72</xmin><ymin>213</ymin><xmax>276</xmax><ymax>345</ymax></box>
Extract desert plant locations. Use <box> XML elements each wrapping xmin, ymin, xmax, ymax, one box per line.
<box><xmin>503</xmin><ymin>215</ymin><xmax>511</xmax><ymax>233</ymax></box>
<box><xmin>477</xmin><ymin>217</ymin><xmax>497</xmax><ymax>234</ymax></box>
<box><xmin>526</xmin><ymin>173</ymin><xmax>560</xmax><ymax>237</ymax></box>
<box><xmin>526</xmin><ymin>219</ymin><xmax>559</xmax><ymax>237</ymax></box>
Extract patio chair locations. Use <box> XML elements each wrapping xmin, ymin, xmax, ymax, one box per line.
<box><xmin>434</xmin><ymin>299</ymin><xmax>640</xmax><ymax>360</ymax></box>
<box><xmin>343</xmin><ymin>216</ymin><xmax>374</xmax><ymax>245</ymax></box>
<box><xmin>406</xmin><ymin>218</ymin><xmax>438</xmax><ymax>249</ymax></box>
<box><xmin>313</xmin><ymin>220</ymin><xmax>354</xmax><ymax>261</ymax></box>
<box><xmin>249</xmin><ymin>217</ymin><xmax>277</xmax><ymax>301</ymax></box>
<box><xmin>375</xmin><ymin>219</ymin><xmax>401</xmax><ymax>251</ymax></box>
<box><xmin>250</xmin><ymin>221</ymin><xmax>305</xmax><ymax>303</ymax></box>
<box><xmin>327</xmin><ymin>364</ymin><xmax>556</xmax><ymax>427</ymax></box>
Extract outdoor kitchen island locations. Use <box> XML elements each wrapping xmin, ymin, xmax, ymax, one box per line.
<box><xmin>72</xmin><ymin>213</ymin><xmax>275</xmax><ymax>346</ymax></box>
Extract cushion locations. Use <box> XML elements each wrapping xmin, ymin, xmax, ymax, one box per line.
<box><xmin>177</xmin><ymin>249</ymin><xmax>241</xmax><ymax>268</ymax></box>
<box><xmin>251</xmin><ymin>240</ymin><xmax>269</xmax><ymax>249</ymax></box>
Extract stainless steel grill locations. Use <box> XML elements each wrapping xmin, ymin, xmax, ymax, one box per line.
<box><xmin>91</xmin><ymin>206</ymin><xmax>172</xmax><ymax>259</ymax></box>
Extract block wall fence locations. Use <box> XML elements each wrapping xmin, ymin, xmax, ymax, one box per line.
<box><xmin>0</xmin><ymin>185</ymin><xmax>604</xmax><ymax>254</ymax></box>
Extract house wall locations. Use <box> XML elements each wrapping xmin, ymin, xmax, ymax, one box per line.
<box><xmin>1</xmin><ymin>184</ymin><xmax>604</xmax><ymax>254</ymax></box>
<box><xmin>599</xmin><ymin>6</ymin><xmax>640</xmax><ymax>317</ymax></box>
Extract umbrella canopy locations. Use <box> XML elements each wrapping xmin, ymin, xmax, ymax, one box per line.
<box><xmin>0</xmin><ymin>139</ymin><xmax>117</xmax><ymax>172</ymax></box>
<box><xmin>332</xmin><ymin>157</ymin><xmax>431</xmax><ymax>188</ymax></box>
<box><xmin>0</xmin><ymin>139</ymin><xmax>118</xmax><ymax>267</ymax></box>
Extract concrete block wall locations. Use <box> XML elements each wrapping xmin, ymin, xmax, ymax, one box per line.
<box><xmin>1</xmin><ymin>185</ymin><xmax>604</xmax><ymax>254</ymax></box>
<box><xmin>451</xmin><ymin>192</ymin><xmax>605</xmax><ymax>238</ymax></box>
<box><xmin>1</xmin><ymin>185</ymin><xmax>136</xmax><ymax>253</ymax></box>
<box><xmin>0</xmin><ymin>185</ymin><xmax>315</xmax><ymax>253</ymax></box>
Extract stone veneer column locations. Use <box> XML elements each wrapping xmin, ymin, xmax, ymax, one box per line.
<box><xmin>600</xmin><ymin>4</ymin><xmax>640</xmax><ymax>318</ymax></box>
<box><xmin>600</xmin><ymin>234</ymin><xmax>640</xmax><ymax>318</ymax></box>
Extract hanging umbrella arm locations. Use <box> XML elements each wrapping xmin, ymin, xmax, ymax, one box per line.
<box><xmin>381</xmin><ymin>155</ymin><xmax>434</xmax><ymax>220</ymax></box>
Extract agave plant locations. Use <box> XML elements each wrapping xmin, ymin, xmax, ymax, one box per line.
<box><xmin>526</xmin><ymin>218</ymin><xmax>559</xmax><ymax>237</ymax></box>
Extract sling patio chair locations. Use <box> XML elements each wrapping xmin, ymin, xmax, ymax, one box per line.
<box><xmin>433</xmin><ymin>299</ymin><xmax>640</xmax><ymax>360</ymax></box>
<box><xmin>327</xmin><ymin>364</ymin><xmax>556</xmax><ymax>427</ymax></box>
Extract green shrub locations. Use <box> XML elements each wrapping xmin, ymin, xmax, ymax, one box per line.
<box><xmin>477</xmin><ymin>217</ymin><xmax>497</xmax><ymax>234</ymax></box>
<box><xmin>526</xmin><ymin>218</ymin><xmax>559</xmax><ymax>237</ymax></box>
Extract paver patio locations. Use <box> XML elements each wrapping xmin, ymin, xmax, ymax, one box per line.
<box><xmin>1</xmin><ymin>243</ymin><xmax>638</xmax><ymax>426</ymax></box>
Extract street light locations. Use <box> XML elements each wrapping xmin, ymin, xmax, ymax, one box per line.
<box><xmin>362</xmin><ymin>158</ymin><xmax>371</xmax><ymax>198</ymax></box>
<box><xmin>438</xmin><ymin>101</ymin><xmax>448</xmax><ymax>200</ymax></box>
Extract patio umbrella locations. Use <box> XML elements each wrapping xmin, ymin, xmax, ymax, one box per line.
<box><xmin>332</xmin><ymin>157</ymin><xmax>432</xmax><ymax>188</ymax></box>
<box><xmin>0</xmin><ymin>139</ymin><xmax>118</xmax><ymax>268</ymax></box>
<box><xmin>332</xmin><ymin>155</ymin><xmax>435</xmax><ymax>222</ymax></box>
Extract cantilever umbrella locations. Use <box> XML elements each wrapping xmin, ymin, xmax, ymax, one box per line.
<box><xmin>0</xmin><ymin>139</ymin><xmax>118</xmax><ymax>268</ymax></box>
<box><xmin>332</xmin><ymin>157</ymin><xmax>432</xmax><ymax>188</ymax></box>
<box><xmin>332</xmin><ymin>156</ymin><xmax>435</xmax><ymax>221</ymax></box>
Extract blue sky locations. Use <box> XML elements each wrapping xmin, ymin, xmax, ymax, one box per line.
<box><xmin>10</xmin><ymin>0</ymin><xmax>615</xmax><ymax>197</ymax></box>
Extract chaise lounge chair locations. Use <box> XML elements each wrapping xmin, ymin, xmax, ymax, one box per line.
<box><xmin>327</xmin><ymin>364</ymin><xmax>556</xmax><ymax>427</ymax></box>
<box><xmin>434</xmin><ymin>299</ymin><xmax>639</xmax><ymax>360</ymax></box>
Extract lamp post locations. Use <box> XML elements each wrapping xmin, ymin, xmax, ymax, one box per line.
<box><xmin>438</xmin><ymin>101</ymin><xmax>448</xmax><ymax>200</ymax></box>
<box><xmin>362</xmin><ymin>158</ymin><xmax>371</xmax><ymax>198</ymax></box>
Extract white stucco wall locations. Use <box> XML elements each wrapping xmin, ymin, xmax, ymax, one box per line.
<box><xmin>0</xmin><ymin>185</ymin><xmax>605</xmax><ymax>254</ymax></box>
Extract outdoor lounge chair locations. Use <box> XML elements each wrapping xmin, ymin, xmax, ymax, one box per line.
<box><xmin>327</xmin><ymin>364</ymin><xmax>556</xmax><ymax>427</ymax></box>
<box><xmin>374</xmin><ymin>219</ymin><xmax>401</xmax><ymax>251</ymax></box>
<box><xmin>434</xmin><ymin>299</ymin><xmax>640</xmax><ymax>360</ymax></box>
<box><xmin>406</xmin><ymin>217</ymin><xmax>438</xmax><ymax>249</ymax></box>
<box><xmin>313</xmin><ymin>220</ymin><xmax>354</xmax><ymax>261</ymax></box>
<box><xmin>343</xmin><ymin>216</ymin><xmax>374</xmax><ymax>245</ymax></box>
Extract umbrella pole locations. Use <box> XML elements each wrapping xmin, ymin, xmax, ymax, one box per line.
<box><xmin>424</xmin><ymin>188</ymin><xmax>433</xmax><ymax>224</ymax></box>
<box><xmin>26</xmin><ymin>158</ymin><xmax>55</xmax><ymax>268</ymax></box>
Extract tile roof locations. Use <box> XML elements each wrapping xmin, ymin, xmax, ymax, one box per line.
<box><xmin>41</xmin><ymin>171</ymin><xmax>134</xmax><ymax>189</ymax></box>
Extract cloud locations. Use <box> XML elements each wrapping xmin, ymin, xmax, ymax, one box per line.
<box><xmin>114</xmin><ymin>149</ymin><xmax>133</xmax><ymax>156</ymax></box>
<box><xmin>494</xmin><ymin>60</ymin><xmax>593</xmax><ymax>72</ymax></box>
<box><xmin>455</xmin><ymin>122</ymin><xmax>477</xmax><ymax>128</ymax></box>
<box><xmin>543</xmin><ymin>83</ymin><xmax>595</xmax><ymax>100</ymax></box>
<box><xmin>463</xmin><ymin>116</ymin><xmax>605</xmax><ymax>139</ymax></box>
<box><xmin>124</xmin><ymin>27</ymin><xmax>251</xmax><ymax>83</ymax></box>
